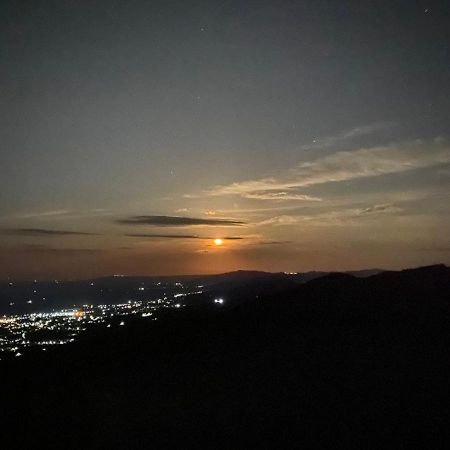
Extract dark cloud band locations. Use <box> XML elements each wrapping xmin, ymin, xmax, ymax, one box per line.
<box><xmin>126</xmin><ymin>234</ymin><xmax>243</xmax><ymax>240</ymax></box>
<box><xmin>117</xmin><ymin>215</ymin><xmax>246</xmax><ymax>227</ymax></box>
<box><xmin>1</xmin><ymin>228</ymin><xmax>99</xmax><ymax>236</ymax></box>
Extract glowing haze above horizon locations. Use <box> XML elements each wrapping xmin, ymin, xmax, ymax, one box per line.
<box><xmin>1</xmin><ymin>0</ymin><xmax>449</xmax><ymax>280</ymax></box>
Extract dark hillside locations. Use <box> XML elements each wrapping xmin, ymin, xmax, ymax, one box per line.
<box><xmin>2</xmin><ymin>265</ymin><xmax>450</xmax><ymax>449</ymax></box>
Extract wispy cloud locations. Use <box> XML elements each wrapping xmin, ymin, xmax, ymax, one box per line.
<box><xmin>125</xmin><ymin>234</ymin><xmax>243</xmax><ymax>240</ymax></box>
<box><xmin>14</xmin><ymin>209</ymin><xmax>70</xmax><ymax>219</ymax></box>
<box><xmin>204</xmin><ymin>209</ymin><xmax>222</xmax><ymax>216</ymax></box>
<box><xmin>117</xmin><ymin>215</ymin><xmax>246</xmax><ymax>227</ymax></box>
<box><xmin>241</xmin><ymin>191</ymin><xmax>322</xmax><ymax>201</ymax></box>
<box><xmin>300</xmin><ymin>122</ymin><xmax>396</xmax><ymax>151</ymax></box>
<box><xmin>1</xmin><ymin>228</ymin><xmax>99</xmax><ymax>236</ymax></box>
<box><xmin>259</xmin><ymin>203</ymin><xmax>403</xmax><ymax>227</ymax></box>
<box><xmin>358</xmin><ymin>204</ymin><xmax>402</xmax><ymax>215</ymax></box>
<box><xmin>201</xmin><ymin>138</ymin><xmax>450</xmax><ymax>199</ymax></box>
<box><xmin>258</xmin><ymin>215</ymin><xmax>304</xmax><ymax>226</ymax></box>
<box><xmin>9</xmin><ymin>209</ymin><xmax>113</xmax><ymax>221</ymax></box>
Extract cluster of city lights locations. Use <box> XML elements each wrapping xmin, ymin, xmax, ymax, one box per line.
<box><xmin>0</xmin><ymin>293</ymin><xmax>196</xmax><ymax>359</ymax></box>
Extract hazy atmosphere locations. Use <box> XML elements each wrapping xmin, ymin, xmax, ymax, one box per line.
<box><xmin>1</xmin><ymin>0</ymin><xmax>449</xmax><ymax>279</ymax></box>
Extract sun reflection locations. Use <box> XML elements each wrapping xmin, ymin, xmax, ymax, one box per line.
<box><xmin>214</xmin><ymin>238</ymin><xmax>223</xmax><ymax>246</ymax></box>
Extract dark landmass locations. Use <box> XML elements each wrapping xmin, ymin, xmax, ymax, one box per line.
<box><xmin>2</xmin><ymin>264</ymin><xmax>450</xmax><ymax>448</ymax></box>
<box><xmin>0</xmin><ymin>268</ymin><xmax>383</xmax><ymax>315</ymax></box>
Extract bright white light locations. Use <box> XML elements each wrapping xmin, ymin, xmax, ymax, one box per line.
<box><xmin>214</xmin><ymin>298</ymin><xmax>224</xmax><ymax>304</ymax></box>
<box><xmin>119</xmin><ymin>321</ymin><xmax>125</xmax><ymax>326</ymax></box>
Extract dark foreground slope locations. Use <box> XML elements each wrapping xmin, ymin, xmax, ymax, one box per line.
<box><xmin>2</xmin><ymin>265</ymin><xmax>450</xmax><ymax>449</ymax></box>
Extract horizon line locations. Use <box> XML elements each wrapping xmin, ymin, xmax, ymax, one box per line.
<box><xmin>1</xmin><ymin>263</ymin><xmax>448</xmax><ymax>283</ymax></box>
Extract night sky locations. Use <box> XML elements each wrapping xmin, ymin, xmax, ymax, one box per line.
<box><xmin>1</xmin><ymin>0</ymin><xmax>449</xmax><ymax>279</ymax></box>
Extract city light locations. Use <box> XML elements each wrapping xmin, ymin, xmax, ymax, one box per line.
<box><xmin>0</xmin><ymin>281</ymin><xmax>199</xmax><ymax>358</ymax></box>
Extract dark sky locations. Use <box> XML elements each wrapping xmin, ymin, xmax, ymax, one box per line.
<box><xmin>1</xmin><ymin>0</ymin><xmax>449</xmax><ymax>279</ymax></box>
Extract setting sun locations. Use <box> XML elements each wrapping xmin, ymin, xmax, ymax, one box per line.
<box><xmin>214</xmin><ymin>238</ymin><xmax>223</xmax><ymax>246</ymax></box>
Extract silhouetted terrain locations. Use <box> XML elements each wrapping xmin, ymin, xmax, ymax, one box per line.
<box><xmin>2</xmin><ymin>265</ymin><xmax>450</xmax><ymax>448</ymax></box>
<box><xmin>0</xmin><ymin>269</ymin><xmax>382</xmax><ymax>314</ymax></box>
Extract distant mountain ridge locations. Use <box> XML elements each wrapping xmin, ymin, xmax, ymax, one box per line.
<box><xmin>1</xmin><ymin>267</ymin><xmax>386</xmax><ymax>285</ymax></box>
<box><xmin>1</xmin><ymin>265</ymin><xmax>447</xmax><ymax>315</ymax></box>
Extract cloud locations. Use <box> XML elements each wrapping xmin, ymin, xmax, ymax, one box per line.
<box><xmin>14</xmin><ymin>209</ymin><xmax>70</xmax><ymax>219</ymax></box>
<box><xmin>117</xmin><ymin>215</ymin><xmax>246</xmax><ymax>227</ymax></box>
<box><xmin>10</xmin><ymin>209</ymin><xmax>113</xmax><ymax>220</ymax></box>
<box><xmin>259</xmin><ymin>203</ymin><xmax>403</xmax><ymax>227</ymax></box>
<box><xmin>258</xmin><ymin>215</ymin><xmax>303</xmax><ymax>226</ymax></box>
<box><xmin>242</xmin><ymin>191</ymin><xmax>322</xmax><ymax>201</ymax></box>
<box><xmin>204</xmin><ymin>209</ymin><xmax>222</xmax><ymax>216</ymax></box>
<box><xmin>202</xmin><ymin>138</ymin><xmax>450</xmax><ymax>198</ymax></box>
<box><xmin>125</xmin><ymin>234</ymin><xmax>243</xmax><ymax>240</ymax></box>
<box><xmin>300</xmin><ymin>122</ymin><xmax>396</xmax><ymax>151</ymax></box>
<box><xmin>358</xmin><ymin>204</ymin><xmax>402</xmax><ymax>215</ymax></box>
<box><xmin>1</xmin><ymin>228</ymin><xmax>99</xmax><ymax>236</ymax></box>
